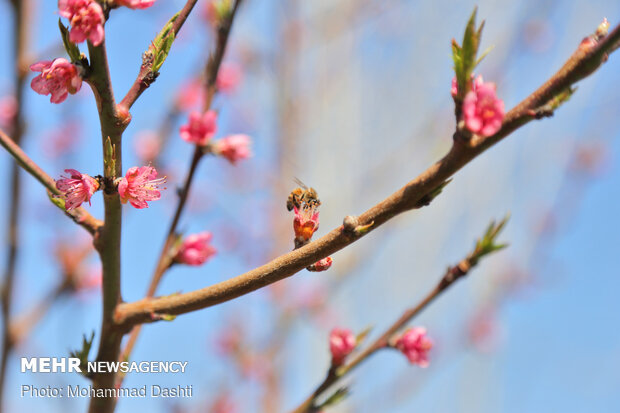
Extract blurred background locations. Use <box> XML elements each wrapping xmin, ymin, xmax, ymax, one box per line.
<box><xmin>1</xmin><ymin>0</ymin><xmax>619</xmax><ymax>412</ymax></box>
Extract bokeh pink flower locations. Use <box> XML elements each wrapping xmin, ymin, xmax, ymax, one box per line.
<box><xmin>216</xmin><ymin>62</ymin><xmax>242</xmax><ymax>93</ymax></box>
<box><xmin>174</xmin><ymin>232</ymin><xmax>217</xmax><ymax>266</ymax></box>
<box><xmin>114</xmin><ymin>0</ymin><xmax>156</xmax><ymax>9</ymax></box>
<box><xmin>211</xmin><ymin>393</ymin><xmax>237</xmax><ymax>413</ymax></box>
<box><xmin>329</xmin><ymin>328</ymin><xmax>356</xmax><ymax>365</ymax></box>
<box><xmin>394</xmin><ymin>327</ymin><xmax>433</xmax><ymax>367</ymax></box>
<box><xmin>216</xmin><ymin>134</ymin><xmax>252</xmax><ymax>164</ymax></box>
<box><xmin>134</xmin><ymin>131</ymin><xmax>161</xmax><ymax>163</ymax></box>
<box><xmin>467</xmin><ymin>308</ymin><xmax>501</xmax><ymax>353</ymax></box>
<box><xmin>0</xmin><ymin>95</ymin><xmax>17</xmax><ymax>130</ymax></box>
<box><xmin>58</xmin><ymin>0</ymin><xmax>105</xmax><ymax>46</ymax></box>
<box><xmin>175</xmin><ymin>78</ymin><xmax>204</xmax><ymax>111</ymax></box>
<box><xmin>75</xmin><ymin>267</ymin><xmax>103</xmax><ymax>292</ymax></box>
<box><xmin>43</xmin><ymin>121</ymin><xmax>82</xmax><ymax>159</ymax></box>
<box><xmin>463</xmin><ymin>81</ymin><xmax>504</xmax><ymax>137</ymax></box>
<box><xmin>55</xmin><ymin>169</ymin><xmax>99</xmax><ymax>210</ymax></box>
<box><xmin>179</xmin><ymin>110</ymin><xmax>218</xmax><ymax>145</ymax></box>
<box><xmin>118</xmin><ymin>166</ymin><xmax>166</xmax><ymax>209</ymax></box>
<box><xmin>30</xmin><ymin>58</ymin><xmax>82</xmax><ymax>104</ymax></box>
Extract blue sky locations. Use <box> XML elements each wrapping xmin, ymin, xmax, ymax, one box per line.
<box><xmin>1</xmin><ymin>1</ymin><xmax>620</xmax><ymax>412</ymax></box>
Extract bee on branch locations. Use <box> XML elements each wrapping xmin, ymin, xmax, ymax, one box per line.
<box><xmin>286</xmin><ymin>178</ymin><xmax>321</xmax><ymax>212</ymax></box>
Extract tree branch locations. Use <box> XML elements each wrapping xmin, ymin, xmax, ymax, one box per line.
<box><xmin>114</xmin><ymin>20</ymin><xmax>620</xmax><ymax>329</ymax></box>
<box><xmin>291</xmin><ymin>217</ymin><xmax>509</xmax><ymax>412</ymax></box>
<box><xmin>118</xmin><ymin>0</ymin><xmax>243</xmax><ymax>368</ymax></box>
<box><xmin>85</xmin><ymin>35</ymin><xmax>126</xmax><ymax>413</ymax></box>
<box><xmin>0</xmin><ymin>0</ymin><xmax>30</xmax><ymax>407</ymax></box>
<box><xmin>118</xmin><ymin>0</ymin><xmax>200</xmax><ymax>110</ymax></box>
<box><xmin>0</xmin><ymin>128</ymin><xmax>103</xmax><ymax>234</ymax></box>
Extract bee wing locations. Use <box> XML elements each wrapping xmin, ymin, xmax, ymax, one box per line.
<box><xmin>293</xmin><ymin>177</ymin><xmax>309</xmax><ymax>190</ymax></box>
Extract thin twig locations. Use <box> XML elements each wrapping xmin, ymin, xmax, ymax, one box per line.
<box><xmin>113</xmin><ymin>20</ymin><xmax>620</xmax><ymax>329</ymax></box>
<box><xmin>119</xmin><ymin>0</ymin><xmax>201</xmax><ymax>110</ymax></box>
<box><xmin>0</xmin><ymin>2</ymin><xmax>29</xmax><ymax>409</ymax></box>
<box><xmin>290</xmin><ymin>218</ymin><xmax>508</xmax><ymax>413</ymax></box>
<box><xmin>8</xmin><ymin>281</ymin><xmax>68</xmax><ymax>346</ymax></box>
<box><xmin>0</xmin><ymin>128</ymin><xmax>103</xmax><ymax>234</ymax></box>
<box><xmin>118</xmin><ymin>0</ymin><xmax>243</xmax><ymax>371</ymax></box>
<box><xmin>118</xmin><ymin>146</ymin><xmax>202</xmax><ymax>365</ymax></box>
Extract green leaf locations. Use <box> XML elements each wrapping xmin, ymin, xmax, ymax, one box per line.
<box><xmin>317</xmin><ymin>386</ymin><xmax>350</xmax><ymax>410</ymax></box>
<box><xmin>548</xmin><ymin>86</ymin><xmax>576</xmax><ymax>110</ymax></box>
<box><xmin>152</xmin><ymin>32</ymin><xmax>175</xmax><ymax>73</ymax></box>
<box><xmin>471</xmin><ymin>214</ymin><xmax>510</xmax><ymax>264</ymax></box>
<box><xmin>212</xmin><ymin>0</ymin><xmax>234</xmax><ymax>23</ymax></box>
<box><xmin>48</xmin><ymin>191</ymin><xmax>65</xmax><ymax>210</ymax></box>
<box><xmin>69</xmin><ymin>331</ymin><xmax>95</xmax><ymax>376</ymax></box>
<box><xmin>461</xmin><ymin>7</ymin><xmax>479</xmax><ymax>74</ymax></box>
<box><xmin>103</xmin><ymin>137</ymin><xmax>115</xmax><ymax>177</ymax></box>
<box><xmin>149</xmin><ymin>10</ymin><xmax>180</xmax><ymax>73</ymax></box>
<box><xmin>58</xmin><ymin>19</ymin><xmax>81</xmax><ymax>63</ymax></box>
<box><xmin>415</xmin><ymin>179</ymin><xmax>452</xmax><ymax>208</ymax></box>
<box><xmin>475</xmin><ymin>45</ymin><xmax>494</xmax><ymax>67</ymax></box>
<box><xmin>452</xmin><ymin>7</ymin><xmax>488</xmax><ymax>100</ymax></box>
<box><xmin>153</xmin><ymin>11</ymin><xmax>179</xmax><ymax>47</ymax></box>
<box><xmin>355</xmin><ymin>326</ymin><xmax>373</xmax><ymax>346</ymax></box>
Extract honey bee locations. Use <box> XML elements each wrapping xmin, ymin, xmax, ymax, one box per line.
<box><xmin>286</xmin><ymin>178</ymin><xmax>321</xmax><ymax>211</ymax></box>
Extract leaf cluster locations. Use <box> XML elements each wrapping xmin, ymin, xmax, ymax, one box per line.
<box><xmin>451</xmin><ymin>8</ymin><xmax>492</xmax><ymax>100</ymax></box>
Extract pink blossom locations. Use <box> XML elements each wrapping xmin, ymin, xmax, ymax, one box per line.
<box><xmin>117</xmin><ymin>166</ymin><xmax>166</xmax><ymax>209</ymax></box>
<box><xmin>55</xmin><ymin>169</ymin><xmax>99</xmax><ymax>210</ymax></box>
<box><xmin>30</xmin><ymin>58</ymin><xmax>82</xmax><ymax>104</ymax></box>
<box><xmin>0</xmin><ymin>95</ymin><xmax>17</xmax><ymax>129</ymax></box>
<box><xmin>216</xmin><ymin>134</ymin><xmax>252</xmax><ymax>164</ymax></box>
<box><xmin>114</xmin><ymin>0</ymin><xmax>156</xmax><ymax>9</ymax></box>
<box><xmin>463</xmin><ymin>81</ymin><xmax>504</xmax><ymax>137</ymax></box>
<box><xmin>329</xmin><ymin>328</ymin><xmax>356</xmax><ymax>365</ymax></box>
<box><xmin>394</xmin><ymin>327</ymin><xmax>433</xmax><ymax>367</ymax></box>
<box><xmin>58</xmin><ymin>0</ymin><xmax>105</xmax><ymax>46</ymax></box>
<box><xmin>216</xmin><ymin>62</ymin><xmax>242</xmax><ymax>93</ymax></box>
<box><xmin>174</xmin><ymin>232</ymin><xmax>216</xmax><ymax>266</ymax></box>
<box><xmin>293</xmin><ymin>205</ymin><xmax>319</xmax><ymax>247</ymax></box>
<box><xmin>179</xmin><ymin>110</ymin><xmax>218</xmax><ymax>145</ymax></box>
<box><xmin>451</xmin><ymin>74</ymin><xmax>483</xmax><ymax>97</ymax></box>
<box><xmin>175</xmin><ymin>78</ymin><xmax>204</xmax><ymax>111</ymax></box>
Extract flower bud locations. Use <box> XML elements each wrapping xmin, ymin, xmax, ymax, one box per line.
<box><xmin>329</xmin><ymin>328</ymin><xmax>356</xmax><ymax>365</ymax></box>
<box><xmin>394</xmin><ymin>327</ymin><xmax>433</xmax><ymax>367</ymax></box>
